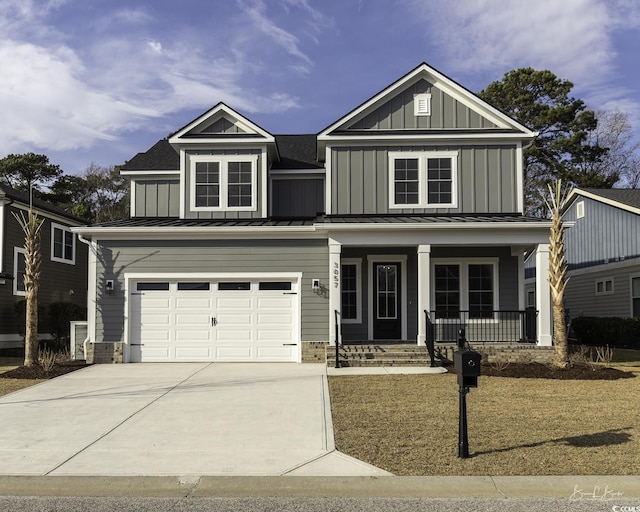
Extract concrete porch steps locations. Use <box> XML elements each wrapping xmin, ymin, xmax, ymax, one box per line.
<box><xmin>325</xmin><ymin>344</ymin><xmax>441</xmax><ymax>367</ymax></box>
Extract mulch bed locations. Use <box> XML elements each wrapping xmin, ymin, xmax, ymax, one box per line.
<box><xmin>0</xmin><ymin>360</ymin><xmax>89</xmax><ymax>380</ymax></box>
<box><xmin>480</xmin><ymin>362</ymin><xmax>635</xmax><ymax>380</ymax></box>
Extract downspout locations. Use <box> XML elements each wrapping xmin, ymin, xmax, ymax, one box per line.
<box><xmin>77</xmin><ymin>233</ymin><xmax>94</xmax><ymax>360</ymax></box>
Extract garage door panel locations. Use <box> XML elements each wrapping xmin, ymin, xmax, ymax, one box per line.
<box><xmin>175</xmin><ymin>297</ymin><xmax>213</xmax><ymax>309</ymax></box>
<box><xmin>175</xmin><ymin>329</ymin><xmax>211</xmax><ymax>341</ymax></box>
<box><xmin>214</xmin><ymin>328</ymin><xmax>253</xmax><ymax>341</ymax></box>
<box><xmin>257</xmin><ymin>347</ymin><xmax>296</xmax><ymax>359</ymax></box>
<box><xmin>139</xmin><ymin>330</ymin><xmax>171</xmax><ymax>341</ymax></box>
<box><xmin>257</xmin><ymin>297</ymin><xmax>294</xmax><ymax>308</ymax></box>
<box><xmin>140</xmin><ymin>314</ymin><xmax>171</xmax><ymax>327</ymax></box>
<box><xmin>216</xmin><ymin>297</ymin><xmax>252</xmax><ymax>309</ymax></box>
<box><xmin>140</xmin><ymin>347</ymin><xmax>171</xmax><ymax>359</ymax></box>
<box><xmin>175</xmin><ymin>347</ymin><xmax>212</xmax><ymax>359</ymax></box>
<box><xmin>216</xmin><ymin>347</ymin><xmax>253</xmax><ymax>360</ymax></box>
<box><xmin>175</xmin><ymin>313</ymin><xmax>210</xmax><ymax>326</ymax></box>
<box><xmin>141</xmin><ymin>297</ymin><xmax>171</xmax><ymax>308</ymax></box>
<box><xmin>257</xmin><ymin>329</ymin><xmax>293</xmax><ymax>341</ymax></box>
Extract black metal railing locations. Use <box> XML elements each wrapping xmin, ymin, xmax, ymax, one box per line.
<box><xmin>425</xmin><ymin>310</ymin><xmax>538</xmax><ymax>344</ymax></box>
<box><xmin>424</xmin><ymin>310</ymin><xmax>436</xmax><ymax>367</ymax></box>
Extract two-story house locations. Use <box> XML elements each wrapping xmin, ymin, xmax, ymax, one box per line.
<box><xmin>0</xmin><ymin>184</ymin><xmax>88</xmax><ymax>348</ymax></box>
<box><xmin>73</xmin><ymin>63</ymin><xmax>553</xmax><ymax>363</ymax></box>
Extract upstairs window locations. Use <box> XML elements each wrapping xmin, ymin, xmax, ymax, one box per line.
<box><xmin>51</xmin><ymin>223</ymin><xmax>75</xmax><ymax>265</ymax></box>
<box><xmin>13</xmin><ymin>247</ymin><xmax>26</xmax><ymax>296</ymax></box>
<box><xmin>389</xmin><ymin>151</ymin><xmax>458</xmax><ymax>209</ymax></box>
<box><xmin>190</xmin><ymin>155</ymin><xmax>257</xmax><ymax>211</ymax></box>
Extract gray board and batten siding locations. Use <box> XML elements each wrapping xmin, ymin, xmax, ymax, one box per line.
<box><xmin>564</xmin><ymin>195</ymin><xmax>640</xmax><ymax>270</ymax></box>
<box><xmin>135</xmin><ymin>180</ymin><xmax>180</xmax><ymax>218</ymax></box>
<box><xmin>271</xmin><ymin>178</ymin><xmax>324</xmax><ymax>218</ymax></box>
<box><xmin>346</xmin><ymin>79</ymin><xmax>499</xmax><ymax>131</ymax></box>
<box><xmin>94</xmin><ymin>239</ymin><xmax>329</xmax><ymax>344</ymax></box>
<box><xmin>331</xmin><ymin>145</ymin><xmax>518</xmax><ymax>215</ymax></box>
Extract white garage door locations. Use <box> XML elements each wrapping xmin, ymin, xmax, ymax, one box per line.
<box><xmin>129</xmin><ymin>278</ymin><xmax>299</xmax><ymax>362</ymax></box>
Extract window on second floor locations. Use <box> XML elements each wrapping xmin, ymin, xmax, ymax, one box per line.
<box><xmin>51</xmin><ymin>223</ymin><xmax>75</xmax><ymax>265</ymax></box>
<box><xmin>595</xmin><ymin>278</ymin><xmax>614</xmax><ymax>295</ymax></box>
<box><xmin>388</xmin><ymin>151</ymin><xmax>458</xmax><ymax>209</ymax></box>
<box><xmin>190</xmin><ymin>155</ymin><xmax>258</xmax><ymax>211</ymax></box>
<box><xmin>13</xmin><ymin>247</ymin><xmax>26</xmax><ymax>296</ymax></box>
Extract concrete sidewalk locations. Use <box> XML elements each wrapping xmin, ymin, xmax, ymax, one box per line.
<box><xmin>0</xmin><ymin>363</ymin><xmax>389</xmax><ymax>477</ymax></box>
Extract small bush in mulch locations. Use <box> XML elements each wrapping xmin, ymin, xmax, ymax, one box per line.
<box><xmin>480</xmin><ymin>362</ymin><xmax>635</xmax><ymax>380</ymax></box>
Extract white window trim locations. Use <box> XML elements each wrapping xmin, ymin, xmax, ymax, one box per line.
<box><xmin>13</xmin><ymin>247</ymin><xmax>25</xmax><ymax>297</ymax></box>
<box><xmin>595</xmin><ymin>277</ymin><xmax>614</xmax><ymax>295</ymax></box>
<box><xmin>51</xmin><ymin>222</ymin><xmax>76</xmax><ymax>265</ymax></box>
<box><xmin>430</xmin><ymin>258</ymin><xmax>500</xmax><ymax>322</ymax></box>
<box><xmin>388</xmin><ymin>151</ymin><xmax>458</xmax><ymax>209</ymax></box>
<box><xmin>189</xmin><ymin>154</ymin><xmax>258</xmax><ymax>212</ymax></box>
<box><xmin>414</xmin><ymin>93</ymin><xmax>432</xmax><ymax>116</ymax></box>
<box><xmin>341</xmin><ymin>258</ymin><xmax>362</xmax><ymax>324</ymax></box>
<box><xmin>576</xmin><ymin>200</ymin><xmax>585</xmax><ymax>219</ymax></box>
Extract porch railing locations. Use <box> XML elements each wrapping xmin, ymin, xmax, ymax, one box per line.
<box><xmin>425</xmin><ymin>310</ymin><xmax>538</xmax><ymax>344</ymax></box>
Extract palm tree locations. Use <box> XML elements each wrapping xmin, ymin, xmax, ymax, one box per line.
<box><xmin>13</xmin><ymin>206</ymin><xmax>43</xmax><ymax>367</ymax></box>
<box><xmin>544</xmin><ymin>180</ymin><xmax>571</xmax><ymax>368</ymax></box>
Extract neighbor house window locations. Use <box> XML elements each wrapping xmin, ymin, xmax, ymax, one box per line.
<box><xmin>13</xmin><ymin>247</ymin><xmax>26</xmax><ymax>296</ymax></box>
<box><xmin>433</xmin><ymin>260</ymin><xmax>498</xmax><ymax>319</ymax></box>
<box><xmin>389</xmin><ymin>151</ymin><xmax>458</xmax><ymax>209</ymax></box>
<box><xmin>595</xmin><ymin>278</ymin><xmax>614</xmax><ymax>295</ymax></box>
<box><xmin>51</xmin><ymin>223</ymin><xmax>75</xmax><ymax>264</ymax></box>
<box><xmin>190</xmin><ymin>154</ymin><xmax>257</xmax><ymax>211</ymax></box>
<box><xmin>341</xmin><ymin>259</ymin><xmax>362</xmax><ymax>323</ymax></box>
<box><xmin>632</xmin><ymin>277</ymin><xmax>640</xmax><ymax>317</ymax></box>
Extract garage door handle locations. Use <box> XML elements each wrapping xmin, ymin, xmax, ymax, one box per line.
<box><xmin>212</xmin><ymin>317</ymin><xmax>218</xmax><ymax>326</ymax></box>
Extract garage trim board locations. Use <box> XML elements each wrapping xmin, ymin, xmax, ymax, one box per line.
<box><xmin>124</xmin><ymin>273</ymin><xmax>302</xmax><ymax>363</ymax></box>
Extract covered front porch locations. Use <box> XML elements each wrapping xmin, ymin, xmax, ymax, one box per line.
<box><xmin>326</xmin><ymin>231</ymin><xmax>553</xmax><ymax>349</ymax></box>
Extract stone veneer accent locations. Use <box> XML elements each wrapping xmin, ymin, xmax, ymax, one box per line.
<box><xmin>301</xmin><ymin>342</ymin><xmax>328</xmax><ymax>363</ymax></box>
<box><xmin>86</xmin><ymin>342</ymin><xmax>123</xmax><ymax>364</ymax></box>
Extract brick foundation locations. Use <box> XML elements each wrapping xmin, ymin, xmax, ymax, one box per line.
<box><xmin>438</xmin><ymin>343</ymin><xmax>553</xmax><ymax>364</ymax></box>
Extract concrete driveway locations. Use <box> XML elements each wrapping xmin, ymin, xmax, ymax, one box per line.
<box><xmin>0</xmin><ymin>363</ymin><xmax>390</xmax><ymax>477</ymax></box>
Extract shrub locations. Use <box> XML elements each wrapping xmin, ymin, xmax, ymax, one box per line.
<box><xmin>47</xmin><ymin>302</ymin><xmax>87</xmax><ymax>351</ymax></box>
<box><xmin>570</xmin><ymin>316</ymin><xmax>640</xmax><ymax>350</ymax></box>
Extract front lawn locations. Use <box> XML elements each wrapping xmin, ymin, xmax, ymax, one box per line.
<box><xmin>328</xmin><ymin>367</ymin><xmax>640</xmax><ymax>476</ymax></box>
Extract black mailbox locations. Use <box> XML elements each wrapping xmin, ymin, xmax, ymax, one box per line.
<box><xmin>454</xmin><ymin>349</ymin><xmax>481</xmax><ymax>388</ymax></box>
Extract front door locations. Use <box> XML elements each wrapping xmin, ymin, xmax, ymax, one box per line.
<box><xmin>373</xmin><ymin>262</ymin><xmax>401</xmax><ymax>340</ymax></box>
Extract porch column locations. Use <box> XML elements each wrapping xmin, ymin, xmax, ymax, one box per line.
<box><xmin>512</xmin><ymin>247</ymin><xmax>526</xmax><ymax>311</ymax></box>
<box><xmin>329</xmin><ymin>239</ymin><xmax>342</xmax><ymax>345</ymax></box>
<box><xmin>535</xmin><ymin>244</ymin><xmax>552</xmax><ymax>346</ymax></box>
<box><xmin>417</xmin><ymin>244</ymin><xmax>431</xmax><ymax>346</ymax></box>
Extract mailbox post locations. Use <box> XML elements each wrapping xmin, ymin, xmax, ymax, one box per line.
<box><xmin>453</xmin><ymin>329</ymin><xmax>481</xmax><ymax>459</ymax></box>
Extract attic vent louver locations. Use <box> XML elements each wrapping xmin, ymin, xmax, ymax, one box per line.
<box><xmin>414</xmin><ymin>93</ymin><xmax>432</xmax><ymax>116</ymax></box>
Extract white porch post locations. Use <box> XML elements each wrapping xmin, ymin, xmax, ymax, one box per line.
<box><xmin>535</xmin><ymin>244</ymin><xmax>552</xmax><ymax>346</ymax></box>
<box><xmin>417</xmin><ymin>244</ymin><xmax>431</xmax><ymax>346</ymax></box>
<box><xmin>329</xmin><ymin>239</ymin><xmax>342</xmax><ymax>345</ymax></box>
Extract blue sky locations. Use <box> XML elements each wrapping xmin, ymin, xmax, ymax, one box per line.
<box><xmin>1</xmin><ymin>0</ymin><xmax>639</xmax><ymax>174</ymax></box>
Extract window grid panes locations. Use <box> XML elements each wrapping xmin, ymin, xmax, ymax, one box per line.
<box><xmin>341</xmin><ymin>264</ymin><xmax>358</xmax><ymax>320</ymax></box>
<box><xmin>53</xmin><ymin>226</ymin><xmax>74</xmax><ymax>262</ymax></box>
<box><xmin>377</xmin><ymin>265</ymin><xmax>397</xmax><ymax>319</ymax></box>
<box><xmin>427</xmin><ymin>158</ymin><xmax>452</xmax><ymax>205</ymax></box>
<box><xmin>195</xmin><ymin>161</ymin><xmax>220</xmax><ymax>207</ymax></box>
<box><xmin>435</xmin><ymin>264</ymin><xmax>460</xmax><ymax>319</ymax></box>
<box><xmin>394</xmin><ymin>158</ymin><xmax>419</xmax><ymax>205</ymax></box>
<box><xmin>468</xmin><ymin>264</ymin><xmax>494</xmax><ymax>319</ymax></box>
<box><xmin>227</xmin><ymin>161</ymin><xmax>253</xmax><ymax>207</ymax></box>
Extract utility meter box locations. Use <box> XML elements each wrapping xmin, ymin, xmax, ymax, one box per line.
<box><xmin>454</xmin><ymin>349</ymin><xmax>481</xmax><ymax>388</ymax></box>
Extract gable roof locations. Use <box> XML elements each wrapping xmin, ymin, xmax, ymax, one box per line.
<box><xmin>122</xmin><ymin>139</ymin><xmax>180</xmax><ymax>171</ymax></box>
<box><xmin>318</xmin><ymin>62</ymin><xmax>537</xmax><ymax>139</ymax></box>
<box><xmin>566</xmin><ymin>188</ymin><xmax>640</xmax><ymax>216</ymax></box>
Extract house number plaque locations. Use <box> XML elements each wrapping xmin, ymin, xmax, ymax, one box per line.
<box><xmin>333</xmin><ymin>262</ymin><xmax>340</xmax><ymax>289</ymax></box>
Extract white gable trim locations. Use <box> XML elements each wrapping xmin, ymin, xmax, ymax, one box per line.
<box><xmin>318</xmin><ymin>63</ymin><xmax>536</xmax><ymax>138</ymax></box>
<box><xmin>169</xmin><ymin>103</ymin><xmax>275</xmax><ymax>144</ymax></box>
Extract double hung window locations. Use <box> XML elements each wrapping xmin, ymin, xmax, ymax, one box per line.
<box><xmin>341</xmin><ymin>259</ymin><xmax>362</xmax><ymax>323</ymax></box>
<box><xmin>433</xmin><ymin>260</ymin><xmax>497</xmax><ymax>319</ymax></box>
<box><xmin>51</xmin><ymin>223</ymin><xmax>75</xmax><ymax>264</ymax></box>
<box><xmin>13</xmin><ymin>247</ymin><xmax>26</xmax><ymax>296</ymax></box>
<box><xmin>191</xmin><ymin>155</ymin><xmax>257</xmax><ymax>211</ymax></box>
<box><xmin>389</xmin><ymin>151</ymin><xmax>458</xmax><ymax>208</ymax></box>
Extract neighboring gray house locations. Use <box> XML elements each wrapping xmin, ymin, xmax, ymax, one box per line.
<box><xmin>0</xmin><ymin>185</ymin><xmax>88</xmax><ymax>348</ymax></box>
<box><xmin>561</xmin><ymin>188</ymin><xmax>640</xmax><ymax>319</ymax></box>
<box><xmin>74</xmin><ymin>63</ymin><xmax>553</xmax><ymax>363</ymax></box>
